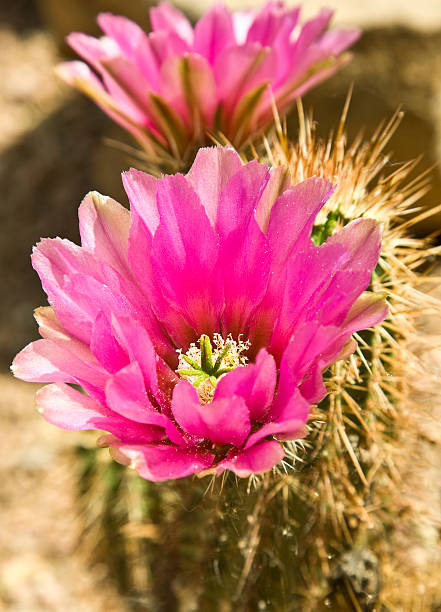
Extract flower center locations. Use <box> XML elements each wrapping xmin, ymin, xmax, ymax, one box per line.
<box><xmin>177</xmin><ymin>334</ymin><xmax>250</xmax><ymax>403</ymax></box>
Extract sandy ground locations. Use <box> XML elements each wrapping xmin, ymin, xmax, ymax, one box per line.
<box><xmin>0</xmin><ymin>375</ymin><xmax>125</xmax><ymax>611</ymax></box>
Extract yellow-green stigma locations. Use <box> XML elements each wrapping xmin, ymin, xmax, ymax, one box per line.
<box><xmin>177</xmin><ymin>334</ymin><xmax>250</xmax><ymax>403</ymax></box>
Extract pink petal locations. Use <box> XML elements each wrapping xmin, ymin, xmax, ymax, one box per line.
<box><xmin>56</xmin><ymin>61</ymin><xmax>154</xmax><ymax>147</ymax></box>
<box><xmin>342</xmin><ymin>294</ymin><xmax>389</xmax><ymax>332</ymax></box>
<box><xmin>122</xmin><ymin>168</ymin><xmax>159</xmax><ymax>235</ymax></box>
<box><xmin>37</xmin><ymin>383</ymin><xmax>164</xmax><ymax>443</ymax></box>
<box><xmin>32</xmin><ymin>237</ymin><xmax>160</xmax><ymax>355</ymax></box>
<box><xmin>244</xmin><ymin>389</ymin><xmax>309</xmax><ymax>449</ymax></box>
<box><xmin>271</xmin><ymin>8</ymin><xmax>337</xmax><ymax>97</ymax></box>
<box><xmin>127</xmin><ymin>211</ymin><xmax>195</xmax><ymax>353</ymax></box>
<box><xmin>318</xmin><ymin>28</ymin><xmax>361</xmax><ymax>55</ymax></box>
<box><xmin>268</xmin><ymin>241</ymin><xmax>348</xmax><ymax>361</ymax></box>
<box><xmin>193</xmin><ymin>4</ymin><xmax>235</xmax><ymax>65</ymax></box>
<box><xmin>172</xmin><ymin>381</ymin><xmax>250</xmax><ymax>447</ymax></box>
<box><xmin>255</xmin><ymin>165</ymin><xmax>291</xmax><ymax>233</ymax></box>
<box><xmin>34</xmin><ymin>306</ymin><xmax>99</xmax><ymax>367</ymax></box>
<box><xmin>32</xmin><ymin>237</ymin><xmax>114</xmax><ymax>343</ymax></box>
<box><xmin>217</xmin><ymin>440</ymin><xmax>284</xmax><ymax>477</ymax></box>
<box><xmin>105</xmin><ymin>361</ymin><xmax>166</xmax><ymax>427</ymax></box>
<box><xmin>150</xmin><ymin>2</ymin><xmax>194</xmax><ymax>46</ymax></box>
<box><xmin>187</xmin><ymin>146</ymin><xmax>243</xmax><ymax>228</ymax></box>
<box><xmin>148</xmin><ymin>29</ymin><xmax>189</xmax><ymax>64</ymax></box>
<box><xmin>220</xmin><ymin>216</ymin><xmax>270</xmax><ymax>336</ymax></box>
<box><xmin>110</xmin><ymin>314</ymin><xmax>159</xmax><ymax>396</ymax></box>
<box><xmin>90</xmin><ymin>311</ymin><xmax>129</xmax><ymax>373</ymax></box>
<box><xmin>249</xmin><ymin>177</ymin><xmax>335</xmax><ymax>351</ymax></box>
<box><xmin>214</xmin><ymin>349</ymin><xmax>277</xmax><ymax>422</ymax></box>
<box><xmin>99</xmin><ymin>55</ymin><xmax>155</xmax><ymax>122</ymax></box>
<box><xmin>326</xmin><ymin>218</ymin><xmax>381</xmax><ymax>274</ymax></box>
<box><xmin>271</xmin><ymin>323</ymin><xmax>340</xmax><ymax>416</ymax></box>
<box><xmin>110</xmin><ymin>443</ymin><xmax>214</xmax><ymax>481</ymax></box>
<box><xmin>151</xmin><ymin>173</ymin><xmax>223</xmax><ymax>335</ymax></box>
<box><xmin>79</xmin><ymin>191</ymin><xmax>130</xmax><ymax>274</ymax></box>
<box><xmin>273</xmin><ymin>294</ymin><xmax>385</xmax><ymax>413</ymax></box>
<box><xmin>298</xmin><ymin>364</ymin><xmax>326</xmax><ymax>404</ymax></box>
<box><xmin>11</xmin><ymin>338</ymin><xmax>108</xmax><ymax>404</ymax></box>
<box><xmin>158</xmin><ymin>53</ymin><xmax>218</xmax><ymax>127</ymax></box>
<box><xmin>267</xmin><ymin>177</ymin><xmax>335</xmax><ymax>266</ymax></box>
<box><xmin>215</xmin><ymin>161</ymin><xmax>278</xmax><ymax>335</ymax></box>
<box><xmin>275</xmin><ymin>54</ymin><xmax>351</xmax><ymax>110</ymax></box>
<box><xmin>97</xmin><ymin>12</ymin><xmax>161</xmax><ymax>87</ymax></box>
<box><xmin>67</xmin><ymin>32</ymin><xmax>118</xmax><ymax>68</ymax></box>
<box><xmin>214</xmin><ymin>43</ymin><xmax>276</xmax><ymax>116</ymax></box>
<box><xmin>217</xmin><ymin>159</ymin><xmax>269</xmax><ymax>238</ymax></box>
<box><xmin>292</xmin><ymin>9</ymin><xmax>334</xmax><ymax>54</ymax></box>
<box><xmin>246</xmin><ymin>2</ymin><xmax>299</xmax><ymax>47</ymax></box>
<box><xmin>318</xmin><ymin>219</ymin><xmax>382</xmax><ymax>325</ymax></box>
<box><xmin>122</xmin><ymin>174</ymin><xmax>192</xmax><ymax>353</ymax></box>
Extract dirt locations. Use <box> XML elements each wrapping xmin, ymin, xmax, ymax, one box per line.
<box><xmin>0</xmin><ymin>375</ymin><xmax>125</xmax><ymax>611</ymax></box>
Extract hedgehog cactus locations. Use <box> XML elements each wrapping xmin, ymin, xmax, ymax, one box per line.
<box><xmin>63</xmin><ymin>107</ymin><xmax>441</xmax><ymax>611</ymax></box>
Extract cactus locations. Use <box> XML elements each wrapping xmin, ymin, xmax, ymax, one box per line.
<box><xmin>74</xmin><ymin>101</ymin><xmax>441</xmax><ymax>611</ymax></box>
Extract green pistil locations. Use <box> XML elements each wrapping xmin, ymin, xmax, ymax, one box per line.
<box><xmin>177</xmin><ymin>335</ymin><xmax>234</xmax><ymax>389</ymax></box>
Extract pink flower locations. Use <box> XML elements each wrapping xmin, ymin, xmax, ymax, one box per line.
<box><xmin>57</xmin><ymin>2</ymin><xmax>359</xmax><ymax>160</ymax></box>
<box><xmin>12</xmin><ymin>147</ymin><xmax>386</xmax><ymax>481</ymax></box>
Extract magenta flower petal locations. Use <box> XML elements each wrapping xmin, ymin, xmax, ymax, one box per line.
<box><xmin>12</xmin><ymin>338</ymin><xmax>107</xmax><ymax>389</ymax></box>
<box><xmin>67</xmin><ymin>32</ymin><xmax>117</xmax><ymax>68</ymax></box>
<box><xmin>105</xmin><ymin>362</ymin><xmax>167</xmax><ymax>428</ymax></box>
<box><xmin>90</xmin><ymin>311</ymin><xmax>129</xmax><ymax>374</ymax></box>
<box><xmin>254</xmin><ymin>165</ymin><xmax>291</xmax><ymax>233</ymax></box>
<box><xmin>99</xmin><ymin>56</ymin><xmax>157</xmax><ymax>122</ymax></box>
<box><xmin>293</xmin><ymin>8</ymin><xmax>334</xmax><ymax>52</ymax></box>
<box><xmin>152</xmin><ymin>173</ymin><xmax>223</xmax><ymax>335</ymax></box>
<box><xmin>172</xmin><ymin>381</ymin><xmax>250</xmax><ymax>447</ymax></box>
<box><xmin>127</xmin><ymin>209</ymin><xmax>195</xmax><ymax>353</ymax></box>
<box><xmin>220</xmin><ymin>216</ymin><xmax>270</xmax><ymax>335</ymax></box>
<box><xmin>59</xmin><ymin>3</ymin><xmax>359</xmax><ymax>154</ymax></box>
<box><xmin>273</xmin><ymin>324</ymin><xmax>340</xmax><ymax>412</ymax></box>
<box><xmin>122</xmin><ymin>168</ymin><xmax>159</xmax><ymax>234</ymax></box>
<box><xmin>14</xmin><ymin>147</ymin><xmax>386</xmax><ymax>480</ymax></box>
<box><xmin>35</xmin><ymin>306</ymin><xmax>102</xmax><ymax>367</ymax></box>
<box><xmin>342</xmin><ymin>294</ymin><xmax>389</xmax><ymax>333</ymax></box>
<box><xmin>319</xmin><ymin>28</ymin><xmax>361</xmax><ymax>55</ymax></box>
<box><xmin>79</xmin><ymin>191</ymin><xmax>130</xmax><ymax>273</ymax></box>
<box><xmin>214</xmin><ymin>349</ymin><xmax>277</xmax><ymax>422</ymax></box>
<box><xmin>249</xmin><ymin>176</ymin><xmax>335</xmax><ymax>350</ymax></box>
<box><xmin>110</xmin><ymin>314</ymin><xmax>159</xmax><ymax>395</ymax></box>
<box><xmin>187</xmin><ymin>146</ymin><xmax>243</xmax><ymax>227</ymax></box>
<box><xmin>150</xmin><ymin>2</ymin><xmax>194</xmax><ymax>46</ymax></box>
<box><xmin>317</xmin><ymin>219</ymin><xmax>382</xmax><ymax>326</ymax></box>
<box><xmin>193</xmin><ymin>5</ymin><xmax>235</xmax><ymax>64</ymax></box>
<box><xmin>268</xmin><ymin>241</ymin><xmax>348</xmax><ymax>361</ymax></box>
<box><xmin>159</xmin><ymin>53</ymin><xmax>218</xmax><ymax>127</ymax></box>
<box><xmin>244</xmin><ymin>390</ymin><xmax>309</xmax><ymax>449</ymax></box>
<box><xmin>214</xmin><ymin>43</ymin><xmax>276</xmax><ymax>115</ymax></box>
<box><xmin>37</xmin><ymin>383</ymin><xmax>164</xmax><ymax>443</ymax></box>
<box><xmin>247</xmin><ymin>2</ymin><xmax>300</xmax><ymax>47</ymax></box>
<box><xmin>267</xmin><ymin>177</ymin><xmax>335</xmax><ymax>269</ymax></box>
<box><xmin>97</xmin><ymin>13</ymin><xmax>161</xmax><ymax>87</ymax></box>
<box><xmin>217</xmin><ymin>159</ymin><xmax>269</xmax><ymax>237</ymax></box>
<box><xmin>110</xmin><ymin>443</ymin><xmax>214</xmax><ymax>481</ymax></box>
<box><xmin>55</xmin><ymin>61</ymin><xmax>155</xmax><ymax>149</ymax></box>
<box><xmin>217</xmin><ymin>440</ymin><xmax>285</xmax><ymax>477</ymax></box>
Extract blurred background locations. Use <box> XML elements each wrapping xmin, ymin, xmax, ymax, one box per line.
<box><xmin>1</xmin><ymin>0</ymin><xmax>441</xmax><ymax>609</ymax></box>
